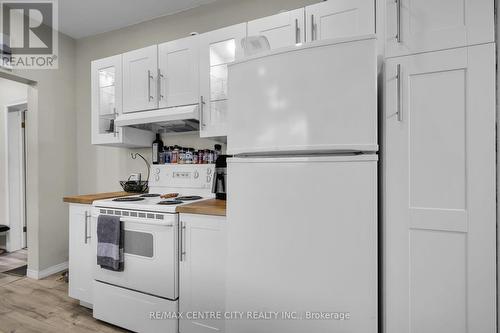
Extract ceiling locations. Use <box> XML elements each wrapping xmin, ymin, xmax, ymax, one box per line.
<box><xmin>58</xmin><ymin>0</ymin><xmax>218</xmax><ymax>39</ymax></box>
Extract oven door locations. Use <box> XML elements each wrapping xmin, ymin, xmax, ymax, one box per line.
<box><xmin>91</xmin><ymin>212</ymin><xmax>178</xmax><ymax>300</ymax></box>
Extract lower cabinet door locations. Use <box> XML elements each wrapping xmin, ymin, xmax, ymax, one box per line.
<box><xmin>68</xmin><ymin>204</ymin><xmax>93</xmax><ymax>305</ymax></box>
<box><xmin>383</xmin><ymin>44</ymin><xmax>496</xmax><ymax>333</ymax></box>
<box><xmin>179</xmin><ymin>214</ymin><xmax>226</xmax><ymax>333</ymax></box>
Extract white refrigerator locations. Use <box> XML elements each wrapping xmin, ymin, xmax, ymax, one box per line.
<box><xmin>225</xmin><ymin>35</ymin><xmax>378</xmax><ymax>333</ymax></box>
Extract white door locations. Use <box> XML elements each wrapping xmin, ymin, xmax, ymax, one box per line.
<box><xmin>305</xmin><ymin>0</ymin><xmax>375</xmax><ymax>42</ymax></box>
<box><xmin>386</xmin><ymin>0</ymin><xmax>494</xmax><ymax>57</ymax></box>
<box><xmin>68</xmin><ymin>204</ymin><xmax>93</xmax><ymax>305</ymax></box>
<box><xmin>6</xmin><ymin>108</ymin><xmax>25</xmax><ymax>252</ymax></box>
<box><xmin>179</xmin><ymin>214</ymin><xmax>226</xmax><ymax>333</ymax></box>
<box><xmin>158</xmin><ymin>35</ymin><xmax>199</xmax><ymax>108</ymax></box>
<box><xmin>199</xmin><ymin>23</ymin><xmax>246</xmax><ymax>138</ymax></box>
<box><xmin>226</xmin><ymin>155</ymin><xmax>378</xmax><ymax>333</ymax></box>
<box><xmin>122</xmin><ymin>45</ymin><xmax>158</xmax><ymax>113</ymax></box>
<box><xmin>247</xmin><ymin>8</ymin><xmax>305</xmax><ymax>49</ymax></box>
<box><xmin>383</xmin><ymin>44</ymin><xmax>496</xmax><ymax>333</ymax></box>
<box><xmin>91</xmin><ymin>55</ymin><xmax>123</xmax><ymax>145</ymax></box>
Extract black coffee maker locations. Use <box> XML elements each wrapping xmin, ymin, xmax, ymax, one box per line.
<box><xmin>212</xmin><ymin>155</ymin><xmax>230</xmax><ymax>200</ymax></box>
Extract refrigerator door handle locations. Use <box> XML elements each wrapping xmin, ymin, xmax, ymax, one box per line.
<box><xmin>295</xmin><ymin>18</ymin><xmax>300</xmax><ymax>44</ymax></box>
<box><xmin>310</xmin><ymin>15</ymin><xmax>315</xmax><ymax>41</ymax></box>
<box><xmin>397</xmin><ymin>64</ymin><xmax>403</xmax><ymax>122</ymax></box>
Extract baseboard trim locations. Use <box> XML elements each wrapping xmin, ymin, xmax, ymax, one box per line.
<box><xmin>26</xmin><ymin>261</ymin><xmax>68</xmax><ymax>280</ymax></box>
<box><xmin>80</xmin><ymin>300</ymin><xmax>93</xmax><ymax>309</ymax></box>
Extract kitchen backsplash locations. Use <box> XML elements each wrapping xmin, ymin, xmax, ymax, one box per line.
<box><xmin>77</xmin><ymin>132</ymin><xmax>226</xmax><ymax>194</ymax></box>
<box><xmin>159</xmin><ymin>132</ymin><xmax>226</xmax><ymax>153</ymax></box>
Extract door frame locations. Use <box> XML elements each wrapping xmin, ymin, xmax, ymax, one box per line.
<box><xmin>4</xmin><ymin>99</ymin><xmax>27</xmax><ymax>252</ymax></box>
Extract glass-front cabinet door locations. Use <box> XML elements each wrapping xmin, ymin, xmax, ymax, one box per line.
<box><xmin>199</xmin><ymin>23</ymin><xmax>246</xmax><ymax>138</ymax></box>
<box><xmin>91</xmin><ymin>55</ymin><xmax>153</xmax><ymax>147</ymax></box>
<box><xmin>91</xmin><ymin>54</ymin><xmax>123</xmax><ymax>145</ymax></box>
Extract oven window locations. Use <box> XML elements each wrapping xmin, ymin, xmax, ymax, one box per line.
<box><xmin>124</xmin><ymin>230</ymin><xmax>154</xmax><ymax>258</ymax></box>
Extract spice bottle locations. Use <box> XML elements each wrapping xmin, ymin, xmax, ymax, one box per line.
<box><xmin>203</xmin><ymin>149</ymin><xmax>209</xmax><ymax>164</ymax></box>
<box><xmin>171</xmin><ymin>146</ymin><xmax>179</xmax><ymax>164</ymax></box>
<box><xmin>185</xmin><ymin>148</ymin><xmax>194</xmax><ymax>164</ymax></box>
<box><xmin>193</xmin><ymin>150</ymin><xmax>198</xmax><ymax>164</ymax></box>
<box><xmin>163</xmin><ymin>146</ymin><xmax>171</xmax><ymax>164</ymax></box>
<box><xmin>178</xmin><ymin>147</ymin><xmax>186</xmax><ymax>164</ymax></box>
<box><xmin>198</xmin><ymin>150</ymin><xmax>204</xmax><ymax>164</ymax></box>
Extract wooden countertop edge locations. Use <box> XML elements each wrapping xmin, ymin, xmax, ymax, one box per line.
<box><xmin>176</xmin><ymin>199</ymin><xmax>226</xmax><ymax>216</ymax></box>
<box><xmin>63</xmin><ymin>192</ymin><xmax>133</xmax><ymax>205</ymax></box>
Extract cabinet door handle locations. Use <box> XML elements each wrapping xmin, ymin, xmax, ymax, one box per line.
<box><xmin>157</xmin><ymin>68</ymin><xmax>164</xmax><ymax>102</ymax></box>
<box><xmin>113</xmin><ymin>107</ymin><xmax>119</xmax><ymax>137</ymax></box>
<box><xmin>180</xmin><ymin>221</ymin><xmax>187</xmax><ymax>261</ymax></box>
<box><xmin>147</xmin><ymin>70</ymin><xmax>154</xmax><ymax>101</ymax></box>
<box><xmin>396</xmin><ymin>64</ymin><xmax>403</xmax><ymax>122</ymax></box>
<box><xmin>179</xmin><ymin>221</ymin><xmax>182</xmax><ymax>261</ymax></box>
<box><xmin>310</xmin><ymin>15</ymin><xmax>315</xmax><ymax>41</ymax></box>
<box><xmin>395</xmin><ymin>0</ymin><xmax>402</xmax><ymax>43</ymax></box>
<box><xmin>295</xmin><ymin>18</ymin><xmax>300</xmax><ymax>44</ymax></box>
<box><xmin>199</xmin><ymin>96</ymin><xmax>206</xmax><ymax>129</ymax></box>
<box><xmin>84</xmin><ymin>211</ymin><xmax>91</xmax><ymax>244</ymax></box>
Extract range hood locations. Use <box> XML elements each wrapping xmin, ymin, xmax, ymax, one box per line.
<box><xmin>114</xmin><ymin>104</ymin><xmax>200</xmax><ymax>133</ymax></box>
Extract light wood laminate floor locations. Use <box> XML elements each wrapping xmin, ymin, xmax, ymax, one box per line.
<box><xmin>0</xmin><ymin>249</ymin><xmax>27</xmax><ymax>273</ymax></box>
<box><xmin>0</xmin><ymin>273</ymin><xmax>128</xmax><ymax>333</ymax></box>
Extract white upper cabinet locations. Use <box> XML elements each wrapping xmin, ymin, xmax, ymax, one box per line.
<box><xmin>305</xmin><ymin>0</ymin><xmax>375</xmax><ymax>42</ymax></box>
<box><xmin>92</xmin><ymin>2</ymin><xmax>380</xmax><ymax>144</ymax></box>
<box><xmin>91</xmin><ymin>55</ymin><xmax>153</xmax><ymax>147</ymax></box>
<box><xmin>383</xmin><ymin>44</ymin><xmax>496</xmax><ymax>333</ymax></box>
<box><xmin>91</xmin><ymin>54</ymin><xmax>121</xmax><ymax>145</ymax></box>
<box><xmin>386</xmin><ymin>0</ymin><xmax>494</xmax><ymax>57</ymax></box>
<box><xmin>247</xmin><ymin>8</ymin><xmax>305</xmax><ymax>49</ymax></box>
<box><xmin>158</xmin><ymin>35</ymin><xmax>199</xmax><ymax>108</ymax></box>
<box><xmin>122</xmin><ymin>45</ymin><xmax>158</xmax><ymax>113</ymax></box>
<box><xmin>199</xmin><ymin>23</ymin><xmax>246</xmax><ymax>138</ymax></box>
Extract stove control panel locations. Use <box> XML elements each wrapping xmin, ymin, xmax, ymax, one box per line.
<box><xmin>149</xmin><ymin>164</ymin><xmax>216</xmax><ymax>189</ymax></box>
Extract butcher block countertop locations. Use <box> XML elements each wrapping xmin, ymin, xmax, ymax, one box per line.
<box><xmin>63</xmin><ymin>192</ymin><xmax>132</xmax><ymax>205</ymax></box>
<box><xmin>176</xmin><ymin>199</ymin><xmax>226</xmax><ymax>216</ymax></box>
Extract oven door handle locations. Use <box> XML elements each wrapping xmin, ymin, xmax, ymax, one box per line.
<box><xmin>120</xmin><ymin>217</ymin><xmax>174</xmax><ymax>227</ymax></box>
<box><xmin>95</xmin><ymin>215</ymin><xmax>174</xmax><ymax>227</ymax></box>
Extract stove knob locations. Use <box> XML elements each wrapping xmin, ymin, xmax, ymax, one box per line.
<box><xmin>155</xmin><ymin>175</ymin><xmax>160</xmax><ymax>181</ymax></box>
<box><xmin>155</xmin><ymin>168</ymin><xmax>160</xmax><ymax>174</ymax></box>
<box><xmin>207</xmin><ymin>175</ymin><xmax>211</xmax><ymax>183</ymax></box>
<box><xmin>207</xmin><ymin>168</ymin><xmax>212</xmax><ymax>175</ymax></box>
<box><xmin>194</xmin><ymin>171</ymin><xmax>199</xmax><ymax>179</ymax></box>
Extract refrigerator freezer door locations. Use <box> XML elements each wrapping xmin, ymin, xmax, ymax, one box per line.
<box><xmin>227</xmin><ymin>36</ymin><xmax>377</xmax><ymax>155</ymax></box>
<box><xmin>226</xmin><ymin>155</ymin><xmax>377</xmax><ymax>333</ymax></box>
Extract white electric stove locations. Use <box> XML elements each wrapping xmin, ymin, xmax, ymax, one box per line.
<box><xmin>90</xmin><ymin>164</ymin><xmax>215</xmax><ymax>333</ymax></box>
<box><xmin>93</xmin><ymin>163</ymin><xmax>215</xmax><ymax>213</ymax></box>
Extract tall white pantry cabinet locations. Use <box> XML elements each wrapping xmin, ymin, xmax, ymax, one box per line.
<box><xmin>383</xmin><ymin>0</ymin><xmax>496</xmax><ymax>332</ymax></box>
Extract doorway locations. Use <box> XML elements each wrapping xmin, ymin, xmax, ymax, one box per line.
<box><xmin>0</xmin><ymin>77</ymin><xmax>29</xmax><ymax>273</ymax></box>
<box><xmin>5</xmin><ymin>102</ymin><xmax>27</xmax><ymax>252</ymax></box>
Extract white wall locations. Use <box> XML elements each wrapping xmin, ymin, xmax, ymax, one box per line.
<box><xmin>496</xmin><ymin>1</ymin><xmax>499</xmax><ymax>329</ymax></box>
<box><xmin>0</xmin><ymin>32</ymin><xmax>77</xmax><ymax>272</ymax></box>
<box><xmin>75</xmin><ymin>0</ymin><xmax>320</xmax><ymax>194</ymax></box>
<box><xmin>0</xmin><ymin>78</ymin><xmax>27</xmax><ymax>247</ymax></box>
